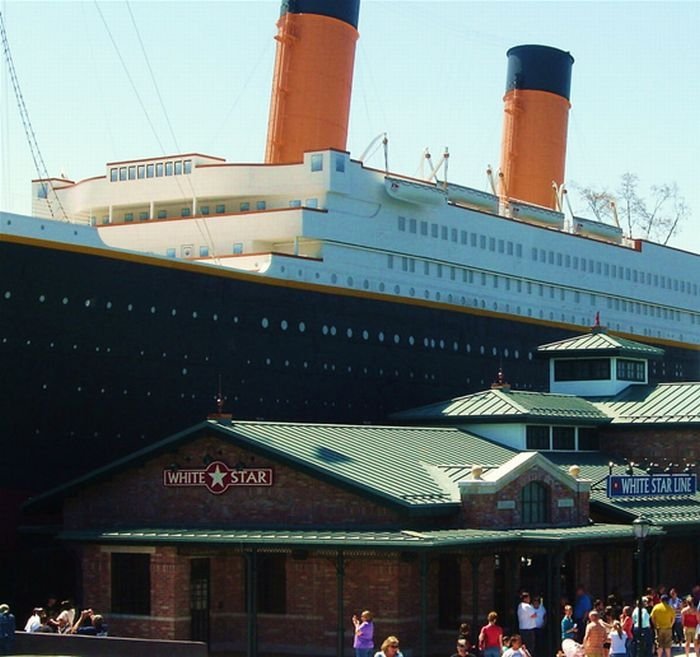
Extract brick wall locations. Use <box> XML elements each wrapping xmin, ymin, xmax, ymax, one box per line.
<box><xmin>601</xmin><ymin>428</ymin><xmax>700</xmax><ymax>473</ymax></box>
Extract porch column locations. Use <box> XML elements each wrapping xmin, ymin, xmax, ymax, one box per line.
<box><xmin>245</xmin><ymin>550</ymin><xmax>258</xmax><ymax>657</ymax></box>
<box><xmin>337</xmin><ymin>550</ymin><xmax>346</xmax><ymax>657</ymax></box>
<box><xmin>419</xmin><ymin>553</ymin><xmax>428</xmax><ymax>657</ymax></box>
<box><xmin>470</xmin><ymin>553</ymin><xmax>482</xmax><ymax>640</ymax></box>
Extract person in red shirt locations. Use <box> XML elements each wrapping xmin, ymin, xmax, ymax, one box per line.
<box><xmin>479</xmin><ymin>612</ymin><xmax>504</xmax><ymax>657</ymax></box>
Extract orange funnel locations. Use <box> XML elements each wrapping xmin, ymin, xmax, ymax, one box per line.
<box><xmin>265</xmin><ymin>1</ymin><xmax>360</xmax><ymax>164</ymax></box>
<box><xmin>498</xmin><ymin>45</ymin><xmax>574</xmax><ymax>209</ymax></box>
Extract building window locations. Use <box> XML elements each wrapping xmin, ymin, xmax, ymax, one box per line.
<box><xmin>200</xmin><ymin>206</ymin><xmax>210</xmax><ymax>216</ymax></box>
<box><xmin>521</xmin><ymin>481</ymin><xmax>549</xmax><ymax>525</ymax></box>
<box><xmin>110</xmin><ymin>168</ymin><xmax>118</xmax><ymax>182</ymax></box>
<box><xmin>146</xmin><ymin>163</ymin><xmax>154</xmax><ymax>178</ymax></box>
<box><xmin>617</xmin><ymin>359</ymin><xmax>645</xmax><ymax>382</ymax></box>
<box><xmin>578</xmin><ymin>428</ymin><xmax>599</xmax><ymax>451</ymax></box>
<box><xmin>215</xmin><ymin>204</ymin><xmax>226</xmax><ymax>214</ymax></box>
<box><xmin>139</xmin><ymin>211</ymin><xmax>149</xmax><ymax>221</ymax></box>
<box><xmin>166</xmin><ymin>247</ymin><xmax>176</xmax><ymax>257</ymax></box>
<box><xmin>438</xmin><ymin>556</ymin><xmax>461</xmax><ymax>629</ymax></box>
<box><xmin>119</xmin><ymin>167</ymin><xmax>127</xmax><ymax>181</ymax></box>
<box><xmin>165</xmin><ymin>162</ymin><xmax>174</xmax><ymax>176</ymax></box>
<box><xmin>289</xmin><ymin>199</ymin><xmax>302</xmax><ymax>208</ymax></box>
<box><xmin>174</xmin><ymin>160</ymin><xmax>183</xmax><ymax>175</ymax></box>
<box><xmin>200</xmin><ymin>246</ymin><xmax>209</xmax><ymax>257</ymax></box>
<box><xmin>111</xmin><ymin>553</ymin><xmax>150</xmax><ymax>615</ymax></box>
<box><xmin>181</xmin><ymin>208</ymin><xmax>191</xmax><ymax>217</ymax></box>
<box><xmin>183</xmin><ymin>159</ymin><xmax>192</xmax><ymax>174</ymax></box>
<box><xmin>246</xmin><ymin>554</ymin><xmax>286</xmax><ymax>614</ymax></box>
<box><xmin>311</xmin><ymin>153</ymin><xmax>323</xmax><ymax>172</ymax></box>
<box><xmin>335</xmin><ymin>153</ymin><xmax>345</xmax><ymax>172</ymax></box>
<box><xmin>256</xmin><ymin>200</ymin><xmax>266</xmax><ymax>210</ymax></box>
<box><xmin>156</xmin><ymin>163</ymin><xmax>164</xmax><ymax>177</ymax></box>
<box><xmin>554</xmin><ymin>358</ymin><xmax>610</xmax><ymax>381</ymax></box>
<box><xmin>128</xmin><ymin>166</ymin><xmax>136</xmax><ymax>180</ymax></box>
<box><xmin>157</xmin><ymin>210</ymin><xmax>167</xmax><ymax>219</ymax></box>
<box><xmin>124</xmin><ymin>212</ymin><xmax>134</xmax><ymax>222</ymax></box>
<box><xmin>552</xmin><ymin>426</ymin><xmax>575</xmax><ymax>450</ymax></box>
<box><xmin>137</xmin><ymin>165</ymin><xmax>145</xmax><ymax>179</ymax></box>
<box><xmin>233</xmin><ymin>243</ymin><xmax>243</xmax><ymax>254</ymax></box>
<box><xmin>526</xmin><ymin>426</ymin><xmax>549</xmax><ymax>450</ymax></box>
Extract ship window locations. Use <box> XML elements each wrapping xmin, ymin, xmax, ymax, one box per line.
<box><xmin>548</xmin><ymin>251</ymin><xmax>554</xmax><ymax>264</ymax></box>
<box><xmin>565</xmin><ymin>254</ymin><xmax>571</xmax><ymax>268</ymax></box>
<box><xmin>470</xmin><ymin>233</ymin><xmax>477</xmax><ymax>247</ymax></box>
<box><xmin>200</xmin><ymin>206</ymin><xmax>210</xmax><ymax>215</ymax></box>
<box><xmin>256</xmin><ymin>200</ymin><xmax>266</xmax><ymax>210</ymax></box>
<box><xmin>181</xmin><ymin>208</ymin><xmax>191</xmax><ymax>217</ymax></box>
<box><xmin>420</xmin><ymin>221</ymin><xmax>428</xmax><ymax>236</ymax></box>
<box><xmin>480</xmin><ymin>235</ymin><xmax>487</xmax><ymax>249</ymax></box>
<box><xmin>233</xmin><ymin>243</ymin><xmax>243</xmax><ymax>254</ymax></box>
<box><xmin>137</xmin><ymin>165</ymin><xmax>145</xmax><ymax>179</ymax></box>
<box><xmin>183</xmin><ymin>159</ymin><xmax>192</xmax><ymax>174</ymax></box>
<box><xmin>305</xmin><ymin>198</ymin><xmax>318</xmax><ymax>208</ymax></box>
<box><xmin>311</xmin><ymin>153</ymin><xmax>323</xmax><ymax>172</ymax></box>
<box><xmin>289</xmin><ymin>200</ymin><xmax>302</xmax><ymax>208</ymax></box>
<box><xmin>489</xmin><ymin>237</ymin><xmax>496</xmax><ymax>251</ymax></box>
<box><xmin>540</xmin><ymin>249</ymin><xmax>546</xmax><ymax>262</ymax></box>
<box><xmin>451</xmin><ymin>228</ymin><xmax>458</xmax><ymax>242</ymax></box>
<box><xmin>199</xmin><ymin>246</ymin><xmax>209</xmax><ymax>257</ymax></box>
<box><xmin>139</xmin><ymin>211</ymin><xmax>149</xmax><ymax>221</ymax></box>
<box><xmin>423</xmin><ymin>261</ymin><xmax>430</xmax><ymax>275</ymax></box>
<box><xmin>409</xmin><ymin>218</ymin><xmax>417</xmax><ymax>233</ymax></box>
<box><xmin>573</xmin><ymin>256</ymin><xmax>579</xmax><ymax>269</ymax></box>
<box><xmin>147</xmin><ymin>163</ymin><xmax>155</xmax><ymax>178</ymax></box>
<box><xmin>441</xmin><ymin>226</ymin><xmax>448</xmax><ymax>240</ymax></box>
<box><xmin>216</xmin><ymin>204</ymin><xmax>226</xmax><ymax>214</ymax></box>
<box><xmin>461</xmin><ymin>230</ymin><xmax>467</xmax><ymax>244</ymax></box>
<box><xmin>156</xmin><ymin>163</ymin><xmax>164</xmax><ymax>177</ymax></box>
<box><xmin>238</xmin><ymin>202</ymin><xmax>250</xmax><ymax>211</ymax></box>
<box><xmin>498</xmin><ymin>239</ymin><xmax>504</xmax><ymax>253</ymax></box>
<box><xmin>124</xmin><ymin>213</ymin><xmax>134</xmax><ymax>222</ymax></box>
<box><xmin>387</xmin><ymin>255</ymin><xmax>394</xmax><ymax>269</ymax></box>
<box><xmin>398</xmin><ymin>216</ymin><xmax>406</xmax><ymax>231</ymax></box>
<box><xmin>431</xmin><ymin>223</ymin><xmax>438</xmax><ymax>238</ymax></box>
<box><xmin>128</xmin><ymin>166</ymin><xmax>136</xmax><ymax>180</ymax></box>
<box><xmin>507</xmin><ymin>241</ymin><xmax>513</xmax><ymax>255</ymax></box>
<box><xmin>516</xmin><ymin>244</ymin><xmax>522</xmax><ymax>258</ymax></box>
<box><xmin>110</xmin><ymin>168</ymin><xmax>118</xmax><ymax>182</ymax></box>
<box><xmin>165</xmin><ymin>162</ymin><xmax>174</xmax><ymax>176</ymax></box>
<box><xmin>166</xmin><ymin>248</ymin><xmax>176</xmax><ymax>257</ymax></box>
<box><xmin>480</xmin><ymin>273</ymin><xmax>486</xmax><ymax>286</ymax></box>
<box><xmin>157</xmin><ymin>210</ymin><xmax>167</xmax><ymax>219</ymax></box>
<box><xmin>335</xmin><ymin>153</ymin><xmax>345</xmax><ymax>172</ymax></box>
<box><xmin>174</xmin><ymin>160</ymin><xmax>183</xmax><ymax>175</ymax></box>
<box><xmin>437</xmin><ymin>264</ymin><xmax>443</xmax><ymax>277</ymax></box>
<box><xmin>102</xmin><ymin>215</ymin><xmax>109</xmax><ymax>224</ymax></box>
<box><xmin>119</xmin><ymin>167</ymin><xmax>127</xmax><ymax>181</ymax></box>
<box><xmin>37</xmin><ymin>183</ymin><xmax>48</xmax><ymax>198</ymax></box>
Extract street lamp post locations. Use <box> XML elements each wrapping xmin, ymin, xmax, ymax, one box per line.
<box><xmin>632</xmin><ymin>516</ymin><xmax>651</xmax><ymax>657</ymax></box>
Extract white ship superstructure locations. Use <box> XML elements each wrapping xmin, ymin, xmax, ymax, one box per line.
<box><xmin>27</xmin><ymin>147</ymin><xmax>700</xmax><ymax>350</ymax></box>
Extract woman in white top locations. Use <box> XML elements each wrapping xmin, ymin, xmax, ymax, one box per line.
<box><xmin>608</xmin><ymin>620</ymin><xmax>627</xmax><ymax>657</ymax></box>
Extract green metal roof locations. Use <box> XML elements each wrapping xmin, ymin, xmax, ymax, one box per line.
<box><xmin>25</xmin><ymin>420</ymin><xmax>518</xmax><ymax>514</ymax></box>
<box><xmin>58</xmin><ymin>523</ymin><xmax>651</xmax><ymax>550</ymax></box>
<box><xmin>536</xmin><ymin>328</ymin><xmax>664</xmax><ymax>359</ymax></box>
<box><xmin>392</xmin><ymin>388</ymin><xmax>609</xmax><ymax>424</ymax></box>
<box><xmin>594</xmin><ymin>382</ymin><xmax>700</xmax><ymax>424</ymax></box>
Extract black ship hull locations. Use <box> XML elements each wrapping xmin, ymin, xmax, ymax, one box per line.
<box><xmin>2</xmin><ymin>236</ymin><xmax>698</xmax><ymax>490</ymax></box>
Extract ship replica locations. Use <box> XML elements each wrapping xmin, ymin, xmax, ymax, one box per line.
<box><xmin>1</xmin><ymin>0</ymin><xmax>699</xmax><ymax>490</ymax></box>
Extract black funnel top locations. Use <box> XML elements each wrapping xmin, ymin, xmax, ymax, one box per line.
<box><xmin>505</xmin><ymin>45</ymin><xmax>574</xmax><ymax>100</ymax></box>
<box><xmin>280</xmin><ymin>0</ymin><xmax>360</xmax><ymax>29</ymax></box>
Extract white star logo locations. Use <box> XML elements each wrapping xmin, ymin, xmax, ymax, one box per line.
<box><xmin>209</xmin><ymin>465</ymin><xmax>226</xmax><ymax>488</ymax></box>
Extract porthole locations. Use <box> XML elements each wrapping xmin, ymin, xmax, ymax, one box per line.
<box><xmin>322</xmin><ymin>325</ymin><xmax>329</xmax><ymax>335</ymax></box>
<box><xmin>347</xmin><ymin>365</ymin><xmax>353</xmax><ymax>373</ymax></box>
<box><xmin>150</xmin><ymin>306</ymin><xmax>156</xmax><ymax>314</ymax></box>
<box><xmin>106</xmin><ymin>301</ymin><xmax>113</xmax><ymax>309</ymax></box>
<box><xmin>423</xmin><ymin>338</ymin><xmax>429</xmax><ymax>347</ymax></box>
<box><xmin>298</xmin><ymin>321</ymin><xmax>306</xmax><ymax>332</ymax></box>
<box><xmin>430</xmin><ymin>339</ymin><xmax>436</xmax><ymax>348</ymax></box>
<box><xmin>347</xmin><ymin>277</ymin><xmax>354</xmax><ymax>286</ymax></box>
<box><xmin>435</xmin><ymin>292</ymin><xmax>441</xmax><ymax>301</ymax></box>
<box><xmin>378</xmin><ymin>282</ymin><xmax>385</xmax><ymax>292</ymax></box>
<box><xmin>182</xmin><ymin>368</ymin><xmax>188</xmax><ymax>375</ymax></box>
<box><xmin>439</xmin><ymin>340</ymin><xmax>445</xmax><ymax>349</ymax></box>
<box><xmin>480</xmin><ymin>345</ymin><xmax>485</xmax><ymax>355</ymax></box>
<box><xmin>424</xmin><ymin>290</ymin><xmax>429</xmax><ymax>299</ymax></box>
<box><xmin>528</xmin><ymin>352</ymin><xmax>533</xmax><ymax>361</ymax></box>
<box><xmin>346</xmin><ymin>328</ymin><xmax>353</xmax><ymax>338</ymax></box>
<box><xmin>266</xmin><ymin>358</ymin><xmax>271</xmax><ymax>365</ymax></box>
<box><xmin>331</xmin><ymin>274</ymin><xmax>338</xmax><ymax>284</ymax></box>
<box><xmin>394</xmin><ymin>285</ymin><xmax>400</xmax><ymax>294</ymax></box>
<box><xmin>504</xmin><ymin>348</ymin><xmax>509</xmax><ymax>358</ymax></box>
<box><xmin>393</xmin><ymin>334</ymin><xmax>400</xmax><ymax>344</ymax></box>
<box><xmin>378</xmin><ymin>332</ymin><xmax>385</xmax><ymax>342</ymax></box>
<box><xmin>453</xmin><ymin>341</ymin><xmax>459</xmax><ymax>351</ymax></box>
<box><xmin>409</xmin><ymin>288</ymin><xmax>415</xmax><ymax>297</ymax></box>
<box><xmin>303</xmin><ymin>361</ymin><xmax>309</xmax><ymax>368</ymax></box>
<box><xmin>492</xmin><ymin>347</ymin><xmax>497</xmax><ymax>356</ymax></box>
<box><xmin>261</xmin><ymin>317</ymin><xmax>269</xmax><ymax>328</ymax></box>
<box><xmin>409</xmin><ymin>336</ymin><xmax>415</xmax><ymax>346</ymax></box>
<box><xmin>39</xmin><ymin>295</ymin><xmax>46</xmax><ymax>302</ymax></box>
<box><xmin>298</xmin><ymin>269</ymin><xmax>303</xmax><ymax>277</ymax></box>
<box><xmin>284</xmin><ymin>360</ymin><xmax>290</xmax><ymax>367</ymax></box>
<box><xmin>3</xmin><ymin>291</ymin><xmax>11</xmax><ymax>299</ymax></box>
<box><xmin>63</xmin><ymin>297</ymin><xmax>69</xmax><ymax>305</ymax></box>
<box><xmin>127</xmin><ymin>303</ymin><xmax>133</xmax><ymax>311</ymax></box>
<box><xmin>315</xmin><ymin>272</ymin><xmax>320</xmax><ymax>279</ymax></box>
<box><xmin>448</xmin><ymin>294</ymin><xmax>453</xmax><ymax>303</ymax></box>
<box><xmin>213</xmin><ymin>313</ymin><xmax>218</xmax><ymax>321</ymax></box>
<box><xmin>281</xmin><ymin>320</ymin><xmax>288</xmax><ymax>331</ymax></box>
<box><xmin>171</xmin><ymin>309</ymin><xmax>177</xmax><ymax>316</ymax></box>
<box><xmin>466</xmin><ymin>344</ymin><xmax>471</xmax><ymax>353</ymax></box>
<box><xmin>363</xmin><ymin>280</ymin><xmax>369</xmax><ymax>290</ymax></box>
<box><xmin>233</xmin><ymin>316</ymin><xmax>239</xmax><ymax>323</ymax></box>
<box><xmin>362</xmin><ymin>330</ymin><xmax>369</xmax><ymax>340</ymax></box>
<box><xmin>330</xmin><ymin>326</ymin><xmax>337</xmax><ymax>336</ymax></box>
<box><xmin>192</xmin><ymin>311</ymin><xmax>198</xmax><ymax>318</ymax></box>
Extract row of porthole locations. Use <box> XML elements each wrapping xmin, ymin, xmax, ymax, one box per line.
<box><xmin>260</xmin><ymin>317</ymin><xmax>529</xmax><ymax>359</ymax></box>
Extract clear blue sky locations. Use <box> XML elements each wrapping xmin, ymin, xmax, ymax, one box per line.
<box><xmin>1</xmin><ymin>1</ymin><xmax>698</xmax><ymax>254</ymax></box>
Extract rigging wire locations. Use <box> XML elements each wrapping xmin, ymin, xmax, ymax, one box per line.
<box><xmin>0</xmin><ymin>9</ymin><xmax>67</xmax><ymax>220</ymax></box>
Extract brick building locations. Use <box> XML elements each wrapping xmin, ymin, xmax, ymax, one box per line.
<box><xmin>23</xmin><ymin>326</ymin><xmax>700</xmax><ymax>656</ymax></box>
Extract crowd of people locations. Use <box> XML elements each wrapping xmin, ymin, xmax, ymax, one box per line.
<box><xmin>355</xmin><ymin>583</ymin><xmax>700</xmax><ymax>657</ymax></box>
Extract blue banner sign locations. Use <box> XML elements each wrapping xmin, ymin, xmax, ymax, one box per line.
<box><xmin>607</xmin><ymin>474</ymin><xmax>697</xmax><ymax>498</ymax></box>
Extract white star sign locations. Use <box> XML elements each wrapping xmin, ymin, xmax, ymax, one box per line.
<box><xmin>209</xmin><ymin>465</ymin><xmax>227</xmax><ymax>489</ymax></box>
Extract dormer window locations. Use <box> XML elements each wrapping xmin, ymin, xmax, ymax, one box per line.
<box><xmin>521</xmin><ymin>481</ymin><xmax>549</xmax><ymax>524</ymax></box>
<box><xmin>554</xmin><ymin>358</ymin><xmax>610</xmax><ymax>381</ymax></box>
